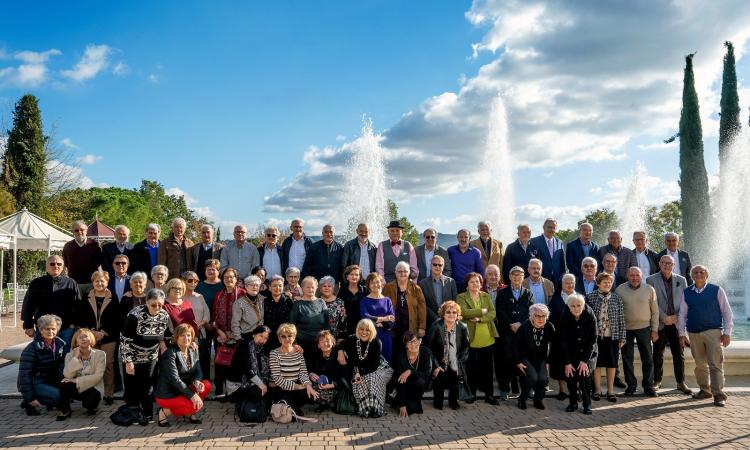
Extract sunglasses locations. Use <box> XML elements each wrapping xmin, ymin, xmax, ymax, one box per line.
<box><xmin>186</xmin><ymin>279</ymin><xmax>199</xmax><ymax>283</ymax></box>
<box><xmin>266</xmin><ymin>234</ymin><xmax>277</xmax><ymax>237</ymax></box>
<box><xmin>424</xmin><ymin>236</ymin><xmax>436</xmax><ymax>240</ymax></box>
<box><xmin>444</xmin><ymin>310</ymin><xmax>457</xmax><ymax>315</ymax></box>
<box><xmin>114</xmin><ymin>261</ymin><xmax>128</xmax><ymax>266</ymax></box>
<box><xmin>432</xmin><ymin>263</ymin><xmax>443</xmax><ymax>267</ymax></box>
<box><xmin>49</xmin><ymin>262</ymin><xmax>63</xmax><ymax>267</ymax></box>
<box><xmin>583</xmin><ymin>264</ymin><xmax>595</xmax><ymax>268</ymax></box>
<box><xmin>279</xmin><ymin>335</ymin><xmax>294</xmax><ymax>339</ymax></box>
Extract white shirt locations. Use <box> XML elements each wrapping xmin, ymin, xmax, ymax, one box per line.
<box><xmin>358</xmin><ymin>241</ymin><xmax>372</xmax><ymax>276</ymax></box>
<box><xmin>424</xmin><ymin>248</ymin><xmax>435</xmax><ymax>272</ymax></box>
<box><xmin>263</xmin><ymin>246</ymin><xmax>282</xmax><ymax>279</ymax></box>
<box><xmin>667</xmin><ymin>250</ymin><xmax>681</xmax><ymax>276</ymax></box>
<box><xmin>289</xmin><ymin>237</ymin><xmax>306</xmax><ymax>271</ymax></box>
<box><xmin>635</xmin><ymin>250</ymin><xmax>651</xmax><ymax>275</ymax></box>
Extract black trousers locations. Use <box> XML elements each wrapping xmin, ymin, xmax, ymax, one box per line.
<box><xmin>432</xmin><ymin>368</ymin><xmax>459</xmax><ymax>407</ymax></box>
<box><xmin>653</xmin><ymin>324</ymin><xmax>685</xmax><ymax>384</ymax></box>
<box><xmin>519</xmin><ymin>359</ymin><xmax>547</xmax><ymax>403</ymax></box>
<box><xmin>622</xmin><ymin>327</ymin><xmax>654</xmax><ymax>390</ymax></box>
<box><xmin>198</xmin><ymin>337</ymin><xmax>213</xmax><ymax>385</ymax></box>
<box><xmin>58</xmin><ymin>382</ymin><xmax>101</xmax><ymax>413</ymax></box>
<box><xmin>495</xmin><ymin>336</ymin><xmax>519</xmax><ymax>393</ymax></box>
<box><xmin>468</xmin><ymin>345</ymin><xmax>494</xmax><ymax>397</ymax></box>
<box><xmin>395</xmin><ymin>373</ymin><xmax>427</xmax><ymax>414</ymax></box>
<box><xmin>124</xmin><ymin>360</ymin><xmax>158</xmax><ymax>415</ymax></box>
<box><xmin>566</xmin><ymin>371</ymin><xmax>592</xmax><ymax>408</ymax></box>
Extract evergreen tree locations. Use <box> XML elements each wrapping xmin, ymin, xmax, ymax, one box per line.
<box><xmin>1</xmin><ymin>94</ymin><xmax>48</xmax><ymax>212</ymax></box>
<box><xmin>719</xmin><ymin>41</ymin><xmax>741</xmax><ymax>169</ymax></box>
<box><xmin>387</xmin><ymin>199</ymin><xmax>419</xmax><ymax>246</ymax></box>
<box><xmin>678</xmin><ymin>54</ymin><xmax>711</xmax><ymax>257</ymax></box>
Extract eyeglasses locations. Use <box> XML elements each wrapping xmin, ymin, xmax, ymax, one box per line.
<box><xmin>444</xmin><ymin>310</ymin><xmax>457</xmax><ymax>315</ymax></box>
<box><xmin>582</xmin><ymin>264</ymin><xmax>595</xmax><ymax>268</ymax></box>
<box><xmin>74</xmin><ymin>229</ymin><xmax>86</xmax><ymax>233</ymax></box>
<box><xmin>407</xmin><ymin>339</ymin><xmax>421</xmax><ymax>345</ymax></box>
<box><xmin>424</xmin><ymin>236</ymin><xmax>436</xmax><ymax>240</ymax></box>
<box><xmin>533</xmin><ymin>314</ymin><xmax>547</xmax><ymax>319</ymax></box>
<box><xmin>266</xmin><ymin>234</ymin><xmax>277</xmax><ymax>237</ymax></box>
<box><xmin>396</xmin><ymin>270</ymin><xmax>410</xmax><ymax>274</ymax></box>
<box><xmin>114</xmin><ymin>262</ymin><xmax>128</xmax><ymax>266</ymax></box>
<box><xmin>49</xmin><ymin>262</ymin><xmax>63</xmax><ymax>267</ymax></box>
<box><xmin>186</xmin><ymin>279</ymin><xmax>199</xmax><ymax>283</ymax></box>
<box><xmin>432</xmin><ymin>263</ymin><xmax>444</xmax><ymax>267</ymax></box>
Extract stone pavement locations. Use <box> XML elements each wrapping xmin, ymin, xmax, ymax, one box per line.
<box><xmin>1</xmin><ymin>391</ymin><xmax>749</xmax><ymax>450</ymax></box>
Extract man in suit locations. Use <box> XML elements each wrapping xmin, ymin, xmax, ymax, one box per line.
<box><xmin>132</xmin><ymin>223</ymin><xmax>161</xmax><ymax>280</ymax></box>
<box><xmin>529</xmin><ymin>218</ymin><xmax>566</xmax><ymax>288</ymax></box>
<box><xmin>280</xmin><ymin>218</ymin><xmax>313</xmax><ymax>275</ymax></box>
<box><xmin>102</xmin><ymin>225</ymin><xmax>134</xmax><ymax>278</ymax></box>
<box><xmin>109</xmin><ymin>254</ymin><xmax>132</xmax><ymax>305</ymax></box>
<box><xmin>302</xmin><ymin>224</ymin><xmax>343</xmax><ymax>282</ymax></box>
<box><xmin>602</xmin><ymin>253</ymin><xmax>627</xmax><ymax>287</ymax></box>
<box><xmin>470</xmin><ymin>221</ymin><xmax>504</xmax><ymax>282</ymax></box>
<box><xmin>416</xmin><ymin>228</ymin><xmax>451</xmax><ymax>281</ymax></box>
<box><xmin>632</xmin><ymin>231</ymin><xmax>659</xmax><ymax>276</ymax></box>
<box><xmin>646</xmin><ymin>255</ymin><xmax>692</xmax><ymax>395</ymax></box>
<box><xmin>521</xmin><ymin>258</ymin><xmax>554</xmax><ymax>306</ymax></box>
<box><xmin>418</xmin><ymin>255</ymin><xmax>457</xmax><ymax>334</ymax></box>
<box><xmin>341</xmin><ymin>223</ymin><xmax>377</xmax><ymax>279</ymax></box>
<box><xmin>257</xmin><ymin>226</ymin><xmax>282</xmax><ymax>279</ymax></box>
<box><xmin>575</xmin><ymin>257</ymin><xmax>599</xmax><ymax>296</ymax></box>
<box><xmin>566</xmin><ymin>222</ymin><xmax>600</xmax><ymax>279</ymax></box>
<box><xmin>599</xmin><ymin>230</ymin><xmax>636</xmax><ymax>281</ymax></box>
<box><xmin>502</xmin><ymin>224</ymin><xmax>538</xmax><ymax>283</ymax></box>
<box><xmin>657</xmin><ymin>232</ymin><xmax>693</xmax><ymax>285</ymax></box>
<box><xmin>189</xmin><ymin>224</ymin><xmax>224</xmax><ymax>281</ymax></box>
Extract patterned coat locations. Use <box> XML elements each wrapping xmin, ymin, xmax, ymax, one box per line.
<box><xmin>586</xmin><ymin>290</ymin><xmax>626</xmax><ymax>343</ymax></box>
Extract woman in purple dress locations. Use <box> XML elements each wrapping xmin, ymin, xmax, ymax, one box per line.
<box><xmin>359</xmin><ymin>273</ymin><xmax>395</xmax><ymax>362</ymax></box>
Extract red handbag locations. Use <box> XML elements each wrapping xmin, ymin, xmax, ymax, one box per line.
<box><xmin>214</xmin><ymin>344</ymin><xmax>236</xmax><ymax>367</ymax></box>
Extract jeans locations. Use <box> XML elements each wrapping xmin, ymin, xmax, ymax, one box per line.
<box><xmin>32</xmin><ymin>378</ymin><xmax>60</xmax><ymax>406</ymax></box>
<box><xmin>622</xmin><ymin>326</ymin><xmax>654</xmax><ymax>391</ymax></box>
<box><xmin>58</xmin><ymin>327</ymin><xmax>75</xmax><ymax>355</ymax></box>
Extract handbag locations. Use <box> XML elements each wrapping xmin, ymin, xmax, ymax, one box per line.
<box><xmin>215</xmin><ymin>344</ymin><xmax>236</xmax><ymax>367</ymax></box>
<box><xmin>333</xmin><ymin>384</ymin><xmax>359</xmax><ymax>415</ymax></box>
<box><xmin>270</xmin><ymin>400</ymin><xmax>318</xmax><ymax>423</ymax></box>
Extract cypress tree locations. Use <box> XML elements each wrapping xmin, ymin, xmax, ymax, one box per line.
<box><xmin>718</xmin><ymin>41</ymin><xmax>741</xmax><ymax>168</ymax></box>
<box><xmin>678</xmin><ymin>54</ymin><xmax>711</xmax><ymax>258</ymax></box>
<box><xmin>1</xmin><ymin>94</ymin><xmax>48</xmax><ymax>212</ymax></box>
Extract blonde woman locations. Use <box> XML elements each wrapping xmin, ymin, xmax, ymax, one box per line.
<box><xmin>57</xmin><ymin>328</ymin><xmax>106</xmax><ymax>420</ymax></box>
<box><xmin>269</xmin><ymin>323</ymin><xmax>319</xmax><ymax>415</ymax></box>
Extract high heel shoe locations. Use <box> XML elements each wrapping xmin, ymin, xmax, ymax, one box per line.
<box><xmin>157</xmin><ymin>408</ymin><xmax>170</xmax><ymax>427</ymax></box>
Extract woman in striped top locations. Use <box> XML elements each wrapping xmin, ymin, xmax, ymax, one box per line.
<box><xmin>269</xmin><ymin>323</ymin><xmax>320</xmax><ymax>415</ymax></box>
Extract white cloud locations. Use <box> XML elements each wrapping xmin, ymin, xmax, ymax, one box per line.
<box><xmin>0</xmin><ymin>48</ymin><xmax>61</xmax><ymax>86</ymax></box>
<box><xmin>46</xmin><ymin>160</ymin><xmax>106</xmax><ymax>190</ymax></box>
<box><xmin>76</xmin><ymin>154</ymin><xmax>103</xmax><ymax>165</ymax></box>
<box><xmin>335</xmin><ymin>135</ymin><xmax>347</xmax><ymax>141</ymax></box>
<box><xmin>112</xmin><ymin>61</ymin><xmax>130</xmax><ymax>76</ymax></box>
<box><xmin>60</xmin><ymin>138</ymin><xmax>78</xmax><ymax>149</ymax></box>
<box><xmin>61</xmin><ymin>44</ymin><xmax>113</xmax><ymax>82</ymax></box>
<box><xmin>166</xmin><ymin>187</ymin><xmax>217</xmax><ymax>220</ymax></box>
<box><xmin>148</xmin><ymin>73</ymin><xmax>159</xmax><ymax>83</ymax></box>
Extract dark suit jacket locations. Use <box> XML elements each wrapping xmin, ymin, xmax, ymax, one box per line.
<box><xmin>501</xmin><ymin>239</ymin><xmax>540</xmax><ymax>283</ymax></box>
<box><xmin>529</xmin><ymin>235</ymin><xmax>566</xmax><ymax>286</ymax></box>
<box><xmin>656</xmin><ymin>249</ymin><xmax>693</xmax><ymax>285</ymax></box>
<box><xmin>340</xmin><ymin>238</ymin><xmax>377</xmax><ymax>277</ymax></box>
<box><xmin>188</xmin><ymin>242</ymin><xmax>224</xmax><ymax>274</ymax></box>
<box><xmin>102</xmin><ymin>241</ymin><xmax>134</xmax><ymax>276</ymax></box>
<box><xmin>108</xmin><ymin>275</ymin><xmax>132</xmax><ymax>305</ymax></box>
<box><xmin>495</xmin><ymin>286</ymin><xmax>534</xmax><ymax>336</ymax></box>
<box><xmin>565</xmin><ymin>238</ymin><xmax>600</xmax><ymax>279</ymax></box>
<box><xmin>418</xmin><ymin>275</ymin><xmax>458</xmax><ymax>328</ymax></box>
<box><xmin>415</xmin><ymin>244</ymin><xmax>452</xmax><ymax>281</ymax></box>
<box><xmin>574</xmin><ymin>275</ymin><xmax>599</xmax><ymax>296</ymax></box>
<box><xmin>302</xmin><ymin>239</ymin><xmax>343</xmax><ymax>282</ymax></box>
<box><xmin>645</xmin><ymin>272</ymin><xmax>688</xmax><ymax>330</ymax></box>
<box><xmin>131</xmin><ymin>239</ymin><xmax>157</xmax><ymax>279</ymax></box>
<box><xmin>280</xmin><ymin>235</ymin><xmax>313</xmax><ymax>274</ymax></box>
<box><xmin>632</xmin><ymin>247</ymin><xmax>660</xmax><ymax>276</ymax></box>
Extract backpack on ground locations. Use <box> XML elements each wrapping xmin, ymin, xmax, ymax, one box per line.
<box><xmin>235</xmin><ymin>398</ymin><xmax>267</xmax><ymax>423</ymax></box>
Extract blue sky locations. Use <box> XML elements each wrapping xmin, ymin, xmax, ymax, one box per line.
<box><xmin>2</xmin><ymin>1</ymin><xmax>750</xmax><ymax>244</ymax></box>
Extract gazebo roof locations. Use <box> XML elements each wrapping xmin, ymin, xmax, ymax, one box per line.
<box><xmin>87</xmin><ymin>218</ymin><xmax>115</xmax><ymax>238</ymax></box>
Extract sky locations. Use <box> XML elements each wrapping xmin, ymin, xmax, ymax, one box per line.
<box><xmin>2</xmin><ymin>0</ymin><xmax>750</xmax><ymax>244</ymax></box>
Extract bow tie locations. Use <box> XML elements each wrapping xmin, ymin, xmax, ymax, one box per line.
<box><xmin>390</xmin><ymin>240</ymin><xmax>402</xmax><ymax>246</ymax></box>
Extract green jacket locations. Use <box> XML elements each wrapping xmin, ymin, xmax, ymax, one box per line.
<box><xmin>457</xmin><ymin>291</ymin><xmax>499</xmax><ymax>341</ymax></box>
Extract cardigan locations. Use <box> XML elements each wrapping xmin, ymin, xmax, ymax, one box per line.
<box><xmin>63</xmin><ymin>347</ymin><xmax>106</xmax><ymax>395</ymax></box>
<box><xmin>382</xmin><ymin>281</ymin><xmax>427</xmax><ymax>333</ymax></box>
<box><xmin>75</xmin><ymin>289</ymin><xmax>122</xmax><ymax>345</ymax></box>
<box><xmin>120</xmin><ymin>305</ymin><xmax>170</xmax><ymax>364</ymax></box>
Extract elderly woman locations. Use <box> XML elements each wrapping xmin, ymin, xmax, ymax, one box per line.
<box><xmin>155</xmin><ymin>323</ymin><xmax>211</xmax><ymax>426</ymax></box>
<box><xmin>182</xmin><ymin>270</ymin><xmax>211</xmax><ymax>378</ymax></box>
<box><xmin>232</xmin><ymin>275</ymin><xmax>266</xmax><ymax>341</ymax></box>
<box><xmin>74</xmin><ymin>270</ymin><xmax>120</xmax><ymax>405</ymax></box>
<box><xmin>359</xmin><ymin>273</ymin><xmax>395</xmax><ymax>362</ymax></box>
<box><xmin>549</xmin><ymin>273</ymin><xmax>577</xmax><ymax>400</ymax></box>
<box><xmin>337</xmin><ymin>319</ymin><xmax>392</xmax><ymax>418</ymax></box>
<box><xmin>284</xmin><ymin>266</ymin><xmax>303</xmax><ymax>300</ymax></box>
<box><xmin>320</xmin><ymin>276</ymin><xmax>347</xmax><ymax>341</ymax></box>
<box><xmin>515</xmin><ymin>303</ymin><xmax>555</xmax><ymax>410</ymax></box>
<box><xmin>269</xmin><ymin>323</ymin><xmax>320</xmax><ymax>415</ymax></box>
<box><xmin>150</xmin><ymin>265</ymin><xmax>169</xmax><ymax>292</ymax></box>
<box><xmin>457</xmin><ymin>272</ymin><xmax>498</xmax><ymax>405</ymax></box>
<box><xmin>57</xmin><ymin>328</ymin><xmax>106</xmax><ymax>420</ymax></box>
<box><xmin>121</xmin><ymin>288</ymin><xmax>170</xmax><ymax>422</ymax></box>
<box><xmin>290</xmin><ymin>276</ymin><xmax>330</xmax><ymax>358</ymax></box>
<box><xmin>560</xmin><ymin>293</ymin><xmax>597</xmax><ymax>415</ymax></box>
<box><xmin>212</xmin><ymin>267</ymin><xmax>246</xmax><ymax>396</ymax></box>
<box><xmin>427</xmin><ymin>301</ymin><xmax>470</xmax><ymax>410</ymax></box>
<box><xmin>18</xmin><ymin>314</ymin><xmax>66</xmax><ymax>416</ymax></box>
<box><xmin>307</xmin><ymin>330</ymin><xmax>346</xmax><ymax>412</ymax></box>
<box><xmin>264</xmin><ymin>275</ymin><xmax>294</xmax><ymax>350</ymax></box>
<box><xmin>163</xmin><ymin>278</ymin><xmax>200</xmax><ymax>337</ymax></box>
<box><xmin>232</xmin><ymin>325</ymin><xmax>271</xmax><ymax>405</ymax></box>
<box><xmin>392</xmin><ymin>331</ymin><xmax>434</xmax><ymax>417</ymax></box>
<box><xmin>383</xmin><ymin>261</ymin><xmax>427</xmax><ymax>347</ymax></box>
<box><xmin>340</xmin><ymin>265</ymin><xmax>367</xmax><ymax>336</ymax></box>
<box><xmin>122</xmin><ymin>271</ymin><xmax>149</xmax><ymax>314</ymax></box>
<box><xmin>587</xmin><ymin>272</ymin><xmax>625</xmax><ymax>402</ymax></box>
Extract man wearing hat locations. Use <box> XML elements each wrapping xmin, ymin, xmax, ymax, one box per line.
<box><xmin>375</xmin><ymin>220</ymin><xmax>419</xmax><ymax>283</ymax></box>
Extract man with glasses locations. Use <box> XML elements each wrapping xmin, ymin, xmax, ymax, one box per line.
<box><xmin>220</xmin><ymin>224</ymin><xmax>260</xmax><ymax>279</ymax></box>
<box><xmin>189</xmin><ymin>224</ymin><xmax>223</xmax><ymax>281</ymax></box>
<box><xmin>341</xmin><ymin>223</ymin><xmax>377</xmax><ymax>279</ymax></box>
<box><xmin>21</xmin><ymin>255</ymin><xmax>80</xmax><ymax>352</ymax></box>
<box><xmin>575</xmin><ymin>257</ymin><xmax>599</xmax><ymax>296</ymax></box>
<box><xmin>281</xmin><ymin>218</ymin><xmax>313</xmax><ymax>275</ymax></box>
<box><xmin>62</xmin><ymin>220</ymin><xmax>103</xmax><ymax>289</ymax></box>
<box><xmin>102</xmin><ymin>224</ymin><xmax>134</xmax><ymax>278</ymax></box>
<box><xmin>416</xmin><ymin>228</ymin><xmax>451</xmax><ymax>282</ymax></box>
<box><xmin>109</xmin><ymin>254</ymin><xmax>132</xmax><ymax>305</ymax></box>
<box><xmin>566</xmin><ymin>222</ymin><xmax>600</xmax><ymax>279</ymax></box>
<box><xmin>258</xmin><ymin>225</ymin><xmax>283</xmax><ymax>279</ymax></box>
<box><xmin>419</xmin><ymin>255</ymin><xmax>457</xmax><ymax>334</ymax></box>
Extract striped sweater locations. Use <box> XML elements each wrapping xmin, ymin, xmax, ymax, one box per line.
<box><xmin>269</xmin><ymin>348</ymin><xmax>310</xmax><ymax>391</ymax></box>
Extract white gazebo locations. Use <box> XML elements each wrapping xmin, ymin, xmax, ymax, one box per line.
<box><xmin>0</xmin><ymin>208</ymin><xmax>73</xmax><ymax>328</ymax></box>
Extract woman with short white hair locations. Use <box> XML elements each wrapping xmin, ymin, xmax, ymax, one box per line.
<box><xmin>559</xmin><ymin>293</ymin><xmax>597</xmax><ymax>415</ymax></box>
<box><xmin>515</xmin><ymin>303</ymin><xmax>554</xmax><ymax>410</ymax></box>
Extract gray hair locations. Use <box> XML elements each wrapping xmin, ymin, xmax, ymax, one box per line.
<box><xmin>37</xmin><ymin>314</ymin><xmax>62</xmax><ymax>330</ymax></box>
<box><xmin>301</xmin><ymin>276</ymin><xmax>318</xmax><ymax>289</ymax></box>
<box><xmin>664</xmin><ymin>232</ymin><xmax>680</xmax><ymax>241</ymax></box>
<box><xmin>114</xmin><ymin>224</ymin><xmax>130</xmax><ymax>235</ymax></box>
<box><xmin>602</xmin><ymin>253</ymin><xmax>617</xmax><ymax>263</ymax></box>
<box><xmin>130</xmin><ymin>271</ymin><xmax>148</xmax><ymax>284</ymax></box>
<box><xmin>201</xmin><ymin>223</ymin><xmax>214</xmax><ymax>232</ymax></box>
<box><xmin>529</xmin><ymin>303</ymin><xmax>550</xmax><ymax>319</ymax></box>
<box><xmin>608</xmin><ymin>229</ymin><xmax>622</xmax><ymax>238</ymax></box>
<box><xmin>322</xmin><ymin>224</ymin><xmax>335</xmax><ymax>233</ymax></box>
<box><xmin>113</xmin><ymin>254</ymin><xmax>129</xmax><ymax>263</ymax></box>
<box><xmin>72</xmin><ymin>220</ymin><xmax>87</xmax><ymax>230</ymax></box>
<box><xmin>146</xmin><ymin>223</ymin><xmax>161</xmax><ymax>233</ymax></box>
<box><xmin>543</xmin><ymin>218</ymin><xmax>558</xmax><ymax>227</ymax></box>
<box><xmin>285</xmin><ymin>266</ymin><xmax>301</xmax><ymax>276</ymax></box>
<box><xmin>566</xmin><ymin>293</ymin><xmax>586</xmax><ymax>306</ymax></box>
<box><xmin>46</xmin><ymin>254</ymin><xmax>63</xmax><ymax>265</ymax></box>
<box><xmin>578</xmin><ymin>222</ymin><xmax>593</xmax><ymax>231</ymax></box>
<box><xmin>319</xmin><ymin>276</ymin><xmax>336</xmax><ymax>287</ymax></box>
<box><xmin>244</xmin><ymin>274</ymin><xmax>262</xmax><ymax>286</ymax></box>
<box><xmin>485</xmin><ymin>264</ymin><xmax>500</xmax><ymax>275</ymax></box>
<box><xmin>477</xmin><ymin>221</ymin><xmax>492</xmax><ymax>230</ymax></box>
<box><xmin>395</xmin><ymin>261</ymin><xmax>411</xmax><ymax>273</ymax></box>
<box><xmin>528</xmin><ymin>258</ymin><xmax>543</xmax><ymax>268</ymax></box>
<box><xmin>561</xmin><ymin>273</ymin><xmax>576</xmax><ymax>284</ymax></box>
<box><xmin>151</xmin><ymin>264</ymin><xmax>169</xmax><ymax>277</ymax></box>
<box><xmin>517</xmin><ymin>224</ymin><xmax>531</xmax><ymax>232</ymax></box>
<box><xmin>291</xmin><ymin>218</ymin><xmax>305</xmax><ymax>226</ymax></box>
<box><xmin>659</xmin><ymin>254</ymin><xmax>675</xmax><ymax>265</ymax></box>
<box><xmin>423</xmin><ymin>228</ymin><xmax>437</xmax><ymax>236</ymax></box>
<box><xmin>171</xmin><ymin>217</ymin><xmax>187</xmax><ymax>228</ymax></box>
<box><xmin>627</xmin><ymin>266</ymin><xmax>643</xmax><ymax>276</ymax></box>
<box><xmin>182</xmin><ymin>270</ymin><xmax>199</xmax><ymax>280</ymax></box>
<box><xmin>146</xmin><ymin>288</ymin><xmax>166</xmax><ymax>303</ymax></box>
<box><xmin>633</xmin><ymin>230</ymin><xmax>647</xmax><ymax>238</ymax></box>
<box><xmin>691</xmin><ymin>264</ymin><xmax>709</xmax><ymax>277</ymax></box>
<box><xmin>581</xmin><ymin>256</ymin><xmax>597</xmax><ymax>269</ymax></box>
<box><xmin>264</xmin><ymin>225</ymin><xmax>280</xmax><ymax>235</ymax></box>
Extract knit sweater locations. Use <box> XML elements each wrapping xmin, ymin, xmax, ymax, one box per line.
<box><xmin>615</xmin><ymin>283</ymin><xmax>659</xmax><ymax>332</ymax></box>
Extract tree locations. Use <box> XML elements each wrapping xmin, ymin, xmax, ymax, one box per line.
<box><xmin>387</xmin><ymin>199</ymin><xmax>418</xmax><ymax>246</ymax></box>
<box><xmin>1</xmin><ymin>94</ymin><xmax>47</xmax><ymax>212</ymax></box>
<box><xmin>556</xmin><ymin>228</ymin><xmax>577</xmax><ymax>245</ymax></box>
<box><xmin>645</xmin><ymin>201</ymin><xmax>682</xmax><ymax>252</ymax></box>
<box><xmin>578</xmin><ymin>208</ymin><xmax>619</xmax><ymax>246</ymax></box>
<box><xmin>0</xmin><ymin>185</ymin><xmax>16</xmax><ymax>217</ymax></box>
<box><xmin>718</xmin><ymin>42</ymin><xmax>741</xmax><ymax>169</ymax></box>
<box><xmin>679</xmin><ymin>53</ymin><xmax>711</xmax><ymax>258</ymax></box>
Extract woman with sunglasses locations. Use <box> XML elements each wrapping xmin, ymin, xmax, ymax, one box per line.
<box><xmin>269</xmin><ymin>323</ymin><xmax>319</xmax><ymax>415</ymax></box>
<box><xmin>182</xmin><ymin>271</ymin><xmax>211</xmax><ymax>379</ymax></box>
<box><xmin>427</xmin><ymin>301</ymin><xmax>469</xmax><ymax>410</ymax></box>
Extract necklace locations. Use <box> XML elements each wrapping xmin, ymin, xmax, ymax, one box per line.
<box><xmin>355</xmin><ymin>339</ymin><xmax>371</xmax><ymax>360</ymax></box>
<box><xmin>532</xmin><ymin>327</ymin><xmax>544</xmax><ymax>347</ymax></box>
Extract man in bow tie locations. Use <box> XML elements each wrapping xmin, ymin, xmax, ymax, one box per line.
<box><xmin>376</xmin><ymin>220</ymin><xmax>418</xmax><ymax>283</ymax></box>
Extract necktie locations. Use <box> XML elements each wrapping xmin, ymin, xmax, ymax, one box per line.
<box><xmin>547</xmin><ymin>239</ymin><xmax>554</xmax><ymax>258</ymax></box>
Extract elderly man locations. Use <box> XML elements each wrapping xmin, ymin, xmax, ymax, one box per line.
<box><xmin>470</xmin><ymin>221</ymin><xmax>503</xmax><ymax>282</ymax></box>
<box><xmin>678</xmin><ymin>265</ymin><xmax>733</xmax><ymax>407</ymax></box>
<box><xmin>529</xmin><ymin>218</ymin><xmax>566</xmax><ymax>287</ymax></box>
<box><xmin>416</xmin><ymin>228</ymin><xmax>451</xmax><ymax>281</ymax></box>
<box><xmin>257</xmin><ymin>225</ymin><xmax>283</xmax><ymax>279</ymax></box>
<box><xmin>657</xmin><ymin>232</ymin><xmax>693</xmax><ymax>285</ymax></box>
<box><xmin>157</xmin><ymin>217</ymin><xmax>194</xmax><ymax>280</ymax></box>
<box><xmin>483</xmin><ymin>264</ymin><xmax>503</xmax><ymax>302</ymax></box>
<box><xmin>599</xmin><ymin>230</ymin><xmax>636</xmax><ymax>281</ymax></box>
<box><xmin>280</xmin><ymin>218</ymin><xmax>313</xmax><ymax>275</ymax></box>
<box><xmin>21</xmin><ymin>255</ymin><xmax>80</xmax><ymax>351</ymax></box>
<box><xmin>102</xmin><ymin>225</ymin><xmax>134</xmax><ymax>277</ymax></box>
<box><xmin>109</xmin><ymin>254</ymin><xmax>132</xmax><ymax>305</ymax></box>
<box><xmin>566</xmin><ymin>223</ymin><xmax>600</xmax><ymax>279</ymax></box>
<box><xmin>615</xmin><ymin>267</ymin><xmax>659</xmax><ymax>397</ymax></box>
<box><xmin>522</xmin><ymin>258</ymin><xmax>554</xmax><ymax>306</ymax></box>
<box><xmin>303</xmin><ymin>224</ymin><xmax>343</xmax><ymax>281</ymax></box>
<box><xmin>221</xmin><ymin>224</ymin><xmax>261</xmax><ymax>279</ymax></box>
<box><xmin>575</xmin><ymin>257</ymin><xmax>598</xmax><ymax>296</ymax></box>
<box><xmin>132</xmin><ymin>223</ymin><xmax>161</xmax><ymax>279</ymax></box>
<box><xmin>447</xmin><ymin>229</ymin><xmax>484</xmax><ymax>293</ymax></box>
<box><xmin>418</xmin><ymin>255</ymin><xmax>457</xmax><ymax>333</ymax></box>
<box><xmin>341</xmin><ymin>223</ymin><xmax>377</xmax><ymax>278</ymax></box>
<box><xmin>502</xmin><ymin>224</ymin><xmax>537</xmax><ymax>283</ymax></box>
<box><xmin>602</xmin><ymin>253</ymin><xmax>627</xmax><ymax>287</ymax></box>
<box><xmin>632</xmin><ymin>231</ymin><xmax>659</xmax><ymax>276</ymax></box>
<box><xmin>62</xmin><ymin>220</ymin><xmax>103</xmax><ymax>287</ymax></box>
<box><xmin>646</xmin><ymin>255</ymin><xmax>691</xmax><ymax>394</ymax></box>
<box><xmin>376</xmin><ymin>220</ymin><xmax>418</xmax><ymax>283</ymax></box>
<box><xmin>188</xmin><ymin>224</ymin><xmax>224</xmax><ymax>281</ymax></box>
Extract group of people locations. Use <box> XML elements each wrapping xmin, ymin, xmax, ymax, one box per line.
<box><xmin>17</xmin><ymin>216</ymin><xmax>734</xmax><ymax>425</ymax></box>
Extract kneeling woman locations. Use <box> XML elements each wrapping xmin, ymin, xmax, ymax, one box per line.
<box><xmin>57</xmin><ymin>328</ymin><xmax>106</xmax><ymax>420</ymax></box>
<box><xmin>515</xmin><ymin>303</ymin><xmax>554</xmax><ymax>410</ymax></box>
<box><xmin>269</xmin><ymin>323</ymin><xmax>319</xmax><ymax>415</ymax></box>
<box><xmin>392</xmin><ymin>331</ymin><xmax>433</xmax><ymax>417</ymax></box>
<box><xmin>338</xmin><ymin>319</ymin><xmax>393</xmax><ymax>418</ymax></box>
<box><xmin>233</xmin><ymin>325</ymin><xmax>271</xmax><ymax>404</ymax></box>
<box><xmin>155</xmin><ymin>324</ymin><xmax>211</xmax><ymax>426</ymax></box>
<box><xmin>307</xmin><ymin>330</ymin><xmax>346</xmax><ymax>412</ymax></box>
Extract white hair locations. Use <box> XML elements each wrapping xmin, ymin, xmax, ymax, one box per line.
<box><xmin>566</xmin><ymin>293</ymin><xmax>586</xmax><ymax>306</ymax></box>
<box><xmin>244</xmin><ymin>275</ymin><xmax>262</xmax><ymax>286</ymax></box>
<box><xmin>151</xmin><ymin>265</ymin><xmax>168</xmax><ymax>277</ymax></box>
<box><xmin>114</xmin><ymin>224</ymin><xmax>130</xmax><ymax>235</ymax></box>
<box><xmin>171</xmin><ymin>217</ymin><xmax>187</xmax><ymax>228</ymax></box>
<box><xmin>130</xmin><ymin>271</ymin><xmax>148</xmax><ymax>284</ymax></box>
<box><xmin>581</xmin><ymin>256</ymin><xmax>598</xmax><ymax>268</ymax></box>
<box><xmin>395</xmin><ymin>261</ymin><xmax>411</xmax><ymax>273</ymax></box>
<box><xmin>477</xmin><ymin>221</ymin><xmax>492</xmax><ymax>230</ymax></box>
<box><xmin>664</xmin><ymin>232</ymin><xmax>680</xmax><ymax>240</ymax></box>
<box><xmin>201</xmin><ymin>223</ymin><xmax>214</xmax><ymax>232</ymax></box>
<box><xmin>528</xmin><ymin>258</ymin><xmax>543</xmax><ymax>268</ymax></box>
<box><xmin>146</xmin><ymin>223</ymin><xmax>161</xmax><ymax>233</ymax></box>
<box><xmin>529</xmin><ymin>303</ymin><xmax>549</xmax><ymax>319</ymax></box>
<box><xmin>562</xmin><ymin>273</ymin><xmax>576</xmax><ymax>284</ymax></box>
<box><xmin>291</xmin><ymin>218</ymin><xmax>305</xmax><ymax>226</ymax></box>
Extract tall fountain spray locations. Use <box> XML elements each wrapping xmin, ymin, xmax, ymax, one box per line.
<box><xmin>481</xmin><ymin>95</ymin><xmax>515</xmax><ymax>244</ymax></box>
<box><xmin>342</xmin><ymin>116</ymin><xmax>389</xmax><ymax>244</ymax></box>
<box><xmin>619</xmin><ymin>161</ymin><xmax>649</xmax><ymax>247</ymax></box>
